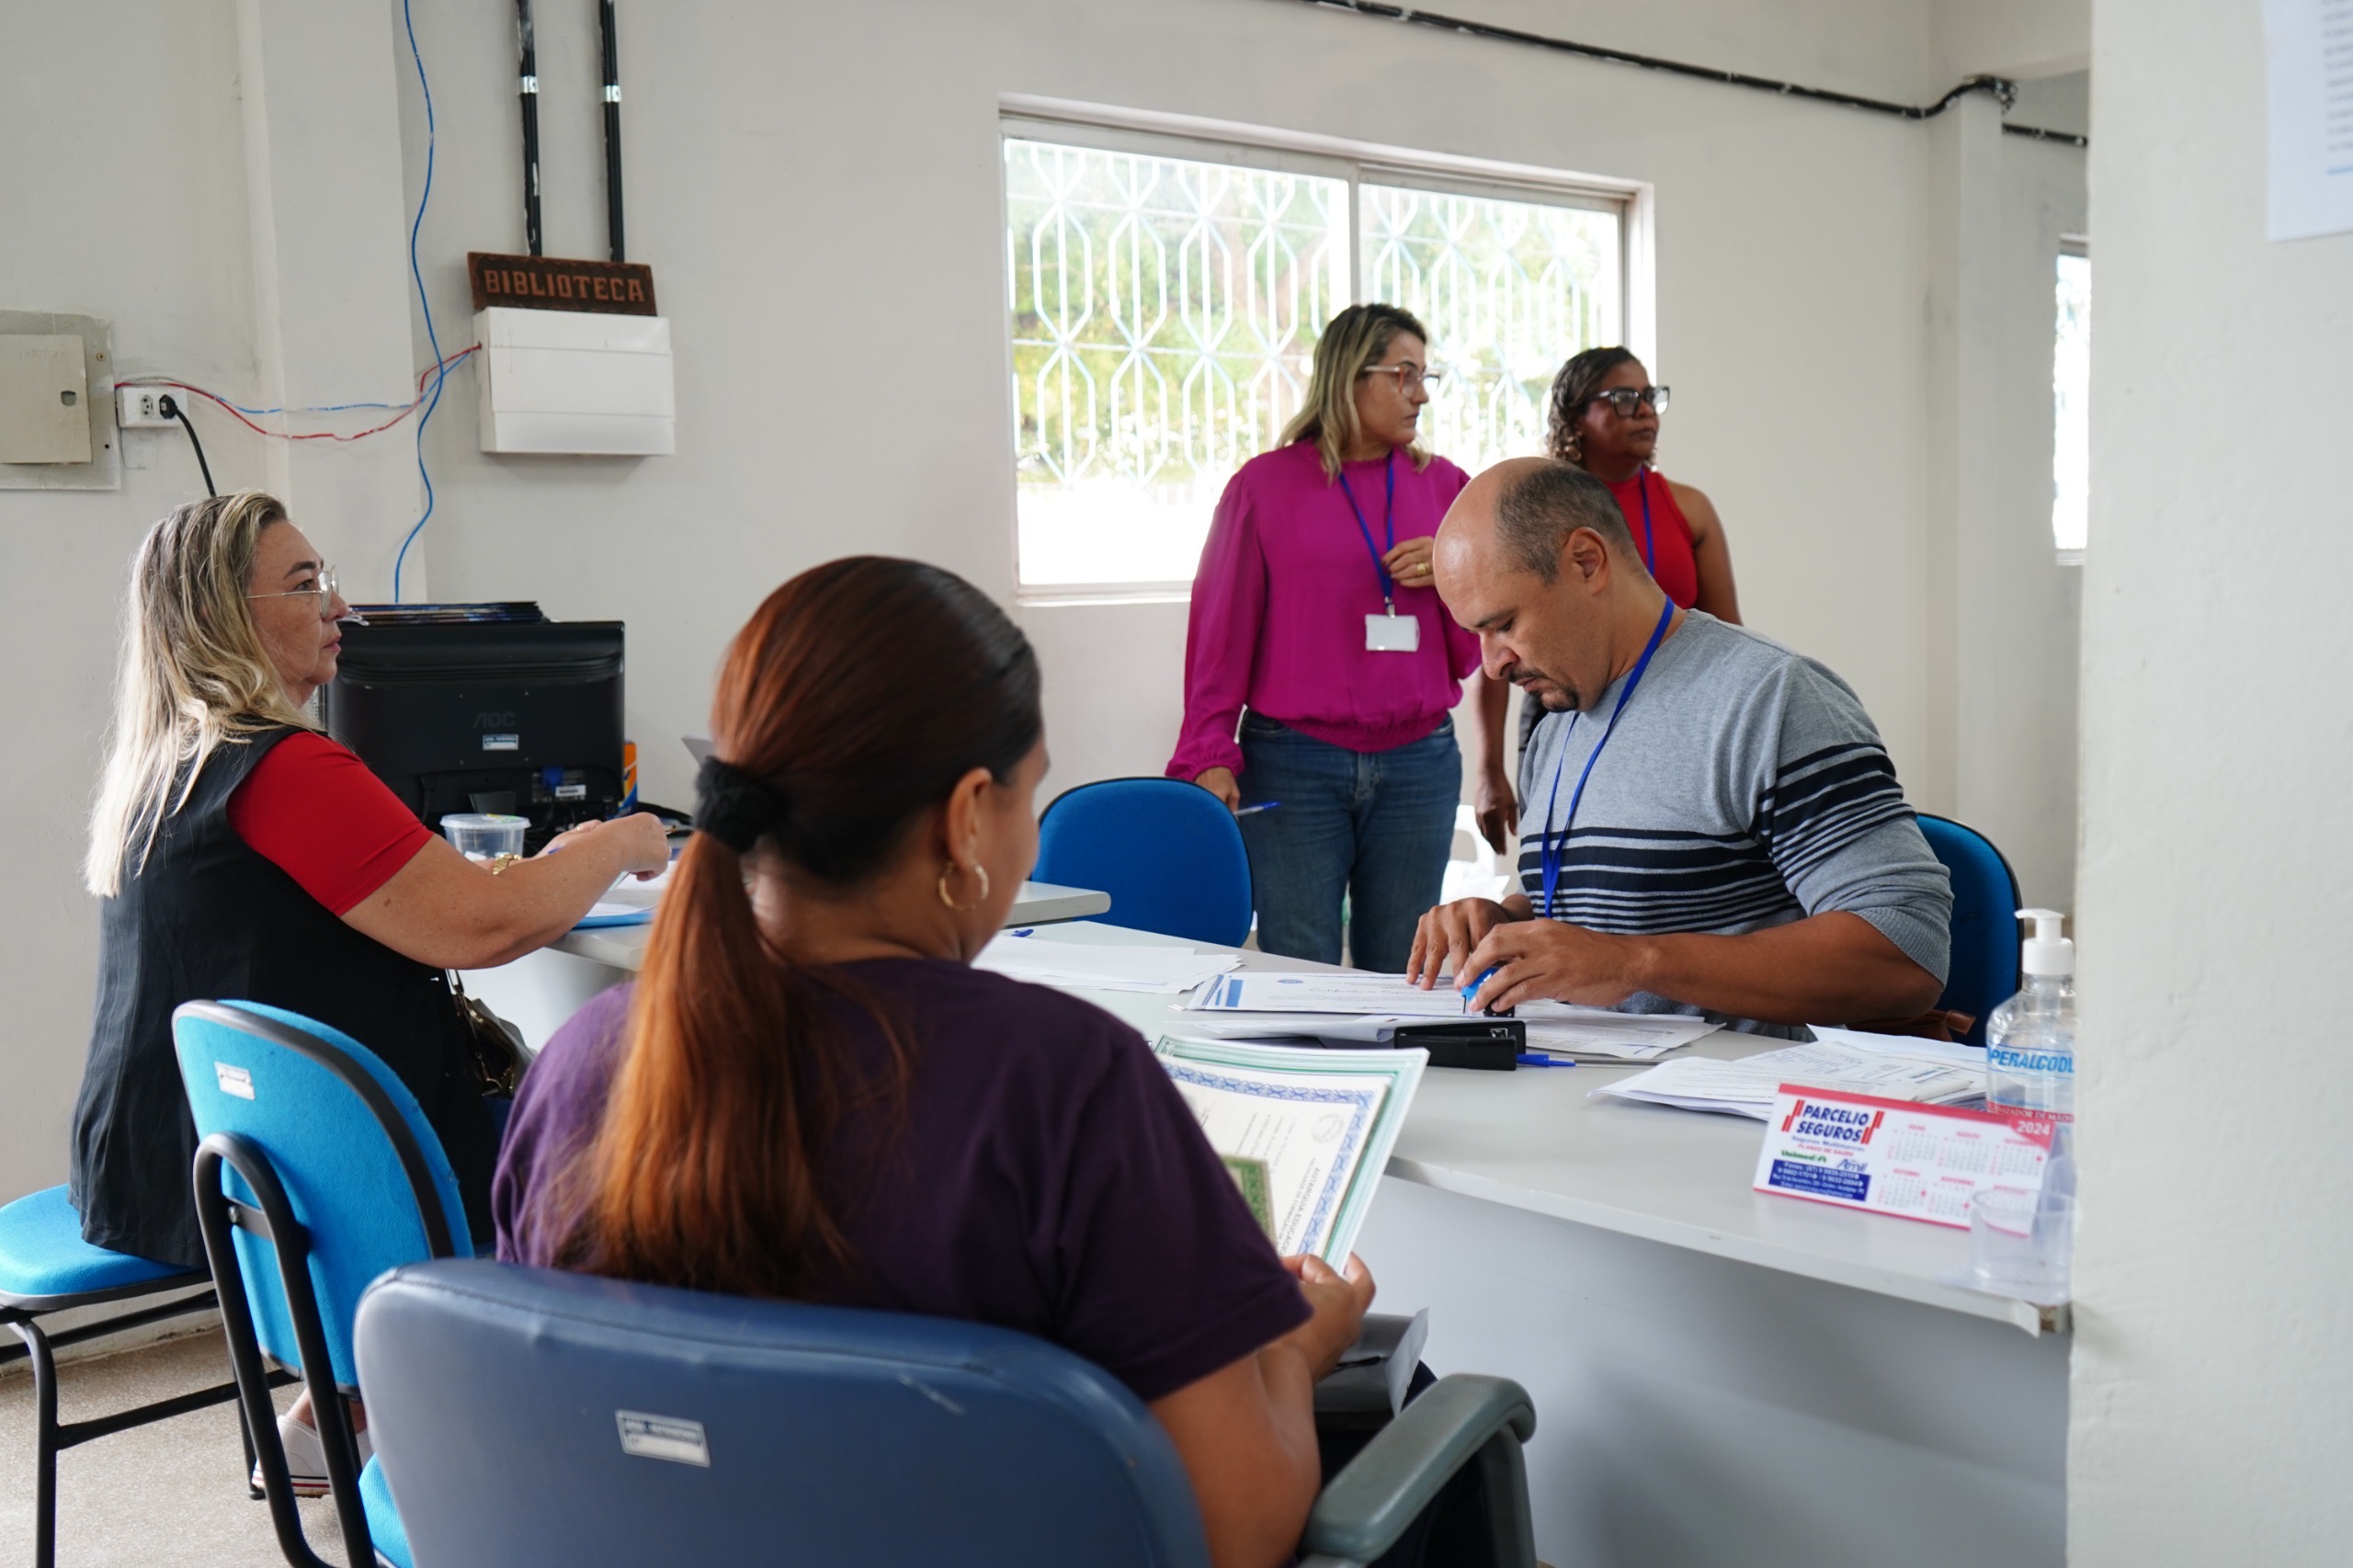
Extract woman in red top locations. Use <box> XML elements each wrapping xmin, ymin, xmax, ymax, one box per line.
<box><xmin>72</xmin><ymin>491</ymin><xmax>671</xmax><ymax>1492</ymax></box>
<box><xmin>1470</xmin><ymin>347</ymin><xmax>1744</xmax><ymax>846</ymax></box>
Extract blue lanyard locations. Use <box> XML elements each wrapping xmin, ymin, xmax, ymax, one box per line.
<box><xmin>1634</xmin><ymin>466</ymin><xmax>1655</xmax><ymax>574</ymax></box>
<box><xmin>1337</xmin><ymin>451</ymin><xmax>1399</xmax><ymax>611</ymax></box>
<box><xmin>1536</xmin><ymin>596</ymin><xmax>1677</xmax><ymax>920</ymax></box>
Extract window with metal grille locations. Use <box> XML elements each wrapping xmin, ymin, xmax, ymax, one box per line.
<box><xmin>1004</xmin><ymin>122</ymin><xmax>1631</xmax><ymax>597</ymax></box>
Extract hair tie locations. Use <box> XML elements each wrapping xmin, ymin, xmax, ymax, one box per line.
<box><xmin>694</xmin><ymin>756</ymin><xmax>790</xmax><ymax>854</ymax></box>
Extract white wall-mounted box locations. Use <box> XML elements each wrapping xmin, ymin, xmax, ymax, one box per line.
<box><xmin>473</xmin><ymin>307</ymin><xmax>674</xmax><ymax>455</ymax></box>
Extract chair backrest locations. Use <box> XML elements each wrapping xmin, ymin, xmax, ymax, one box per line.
<box><xmin>173</xmin><ymin>1000</ymin><xmax>472</xmax><ymax>1387</ymax></box>
<box><xmin>1034</xmin><ymin>778</ymin><xmax>1252</xmax><ymax>947</ymax></box>
<box><xmin>356</xmin><ymin>1258</ymin><xmax>1211</xmax><ymax>1568</ymax></box>
<box><xmin>1915</xmin><ymin>814</ymin><xmax>2023</xmax><ymax>1046</ymax></box>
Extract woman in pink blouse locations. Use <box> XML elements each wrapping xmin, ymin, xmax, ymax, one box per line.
<box><xmin>1167</xmin><ymin>304</ymin><xmax>1486</xmax><ymax>972</ymax></box>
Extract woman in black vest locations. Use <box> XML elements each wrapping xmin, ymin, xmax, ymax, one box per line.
<box><xmin>71</xmin><ymin>491</ymin><xmax>668</xmax><ymax>1486</ymax></box>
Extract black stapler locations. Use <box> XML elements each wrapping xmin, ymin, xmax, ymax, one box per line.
<box><xmin>1392</xmin><ymin>1018</ymin><xmax>1525</xmax><ymax>1070</ymax></box>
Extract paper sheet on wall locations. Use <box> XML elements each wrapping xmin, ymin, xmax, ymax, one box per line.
<box><xmin>2265</xmin><ymin>0</ymin><xmax>2353</xmax><ymax>240</ymax></box>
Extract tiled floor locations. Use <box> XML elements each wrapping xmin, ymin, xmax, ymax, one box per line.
<box><xmin>0</xmin><ymin>1331</ymin><xmax>348</xmax><ymax>1567</ymax></box>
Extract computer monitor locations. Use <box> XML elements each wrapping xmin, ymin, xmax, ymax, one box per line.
<box><xmin>320</xmin><ymin>606</ymin><xmax>625</xmax><ymax>851</ymax></box>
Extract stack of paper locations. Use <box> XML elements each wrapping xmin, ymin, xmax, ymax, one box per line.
<box><xmin>1153</xmin><ymin>1036</ymin><xmax>1425</xmax><ymax>1263</ymax></box>
<box><xmin>1516</xmin><ymin>1007</ymin><xmax>1720</xmax><ymax>1062</ymax></box>
<box><xmin>1182</xmin><ymin>973</ymin><xmax>1717</xmax><ymax>1062</ymax></box>
<box><xmin>1188</xmin><ymin>971</ymin><xmax>1486</xmax><ymax>1017</ymax></box>
<box><xmin>973</xmin><ymin>931</ymin><xmax>1238</xmax><ymax>994</ymax></box>
<box><xmin>1593</xmin><ymin>1040</ymin><xmax>1984</xmax><ymax>1120</ymax></box>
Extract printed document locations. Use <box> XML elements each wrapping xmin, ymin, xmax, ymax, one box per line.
<box><xmin>1188</xmin><ymin>971</ymin><xmax>1483</xmax><ymax>1017</ymax></box>
<box><xmin>974</xmin><ymin>931</ymin><xmax>1238</xmax><ymax>994</ymax></box>
<box><xmin>1593</xmin><ymin>1041</ymin><xmax>1982</xmax><ymax>1120</ymax></box>
<box><xmin>1154</xmin><ymin>1037</ymin><xmax>1425</xmax><ymax>1261</ymax></box>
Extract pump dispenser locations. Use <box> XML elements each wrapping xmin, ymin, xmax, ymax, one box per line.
<box><xmin>2018</xmin><ymin>908</ymin><xmax>2074</xmax><ymax>979</ymax></box>
<box><xmin>1985</xmin><ymin>908</ymin><xmax>2076</xmax><ymax>1123</ymax></box>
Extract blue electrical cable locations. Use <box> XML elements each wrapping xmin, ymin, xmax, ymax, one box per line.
<box><xmin>392</xmin><ymin>0</ymin><xmax>449</xmax><ymax>605</ymax></box>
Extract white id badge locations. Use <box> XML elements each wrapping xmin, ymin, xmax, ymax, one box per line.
<box><xmin>1365</xmin><ymin>613</ymin><xmax>1421</xmax><ymax>653</ymax></box>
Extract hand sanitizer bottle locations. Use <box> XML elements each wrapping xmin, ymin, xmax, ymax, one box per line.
<box><xmin>1985</xmin><ymin>909</ymin><xmax>2075</xmax><ymax>1124</ymax></box>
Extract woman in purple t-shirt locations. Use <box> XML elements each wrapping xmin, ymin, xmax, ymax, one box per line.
<box><xmin>495</xmin><ymin>557</ymin><xmax>1375</xmax><ymax>1568</ymax></box>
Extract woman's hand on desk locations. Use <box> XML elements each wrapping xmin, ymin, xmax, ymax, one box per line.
<box><xmin>1407</xmin><ymin>895</ymin><xmax>1527</xmax><ymax>989</ymax></box>
<box><xmin>345</xmin><ymin>811</ymin><xmax>676</xmax><ymax>971</ymax></box>
<box><xmin>540</xmin><ymin>812</ymin><xmax>671</xmax><ymax>879</ymax></box>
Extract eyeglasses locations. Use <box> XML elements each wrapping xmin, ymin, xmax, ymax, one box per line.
<box><xmin>1359</xmin><ymin>362</ymin><xmax>1445</xmax><ymax>393</ymax></box>
<box><xmin>1588</xmin><ymin>386</ymin><xmax>1671</xmax><ymax>417</ymax></box>
<box><xmin>247</xmin><ymin>566</ymin><xmax>342</xmax><ymax>619</ymax></box>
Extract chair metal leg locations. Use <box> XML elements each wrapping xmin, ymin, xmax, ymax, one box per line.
<box><xmin>239</xmin><ymin>1394</ymin><xmax>263</xmax><ymax>1501</ymax></box>
<box><xmin>195</xmin><ymin>1134</ymin><xmax>369</xmax><ymax>1568</ymax></box>
<box><xmin>6</xmin><ymin>1286</ymin><xmax>262</xmax><ymax>1568</ymax></box>
<box><xmin>6</xmin><ymin>1315</ymin><xmax>60</xmax><ymax>1568</ymax></box>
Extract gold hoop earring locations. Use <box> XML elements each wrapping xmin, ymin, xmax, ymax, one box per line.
<box><xmin>937</xmin><ymin>860</ymin><xmax>991</xmax><ymax>912</ymax></box>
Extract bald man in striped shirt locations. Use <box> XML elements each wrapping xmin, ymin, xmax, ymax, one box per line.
<box><xmin>1412</xmin><ymin>459</ymin><xmax>1950</xmax><ymax>1037</ymax></box>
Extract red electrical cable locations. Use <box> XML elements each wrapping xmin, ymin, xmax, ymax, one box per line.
<box><xmin>118</xmin><ymin>346</ymin><xmax>480</xmax><ymax>444</ymax></box>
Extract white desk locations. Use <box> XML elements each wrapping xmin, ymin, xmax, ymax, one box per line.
<box><xmin>463</xmin><ymin>881</ymin><xmax>1111</xmax><ymax>1051</ymax></box>
<box><xmin>1028</xmin><ymin>921</ymin><xmax>2068</xmax><ymax>1568</ymax></box>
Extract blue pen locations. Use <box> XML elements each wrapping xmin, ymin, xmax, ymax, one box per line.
<box><xmin>1516</xmin><ymin>1053</ymin><xmax>1575</xmax><ymax>1069</ymax></box>
<box><xmin>1459</xmin><ymin>965</ymin><xmax>1501</xmax><ymax>1002</ymax></box>
<box><xmin>1234</xmin><ymin>801</ymin><xmax>1281</xmax><ymax>816</ymax></box>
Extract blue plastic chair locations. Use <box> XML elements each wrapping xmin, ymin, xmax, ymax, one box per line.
<box><xmin>173</xmin><ymin>999</ymin><xmax>475</xmax><ymax>1568</ymax></box>
<box><xmin>1916</xmin><ymin>814</ymin><xmax>2025</xmax><ymax>1046</ymax></box>
<box><xmin>1034</xmin><ymin>778</ymin><xmax>1253</xmax><ymax>947</ymax></box>
<box><xmin>0</xmin><ymin>1187</ymin><xmax>250</xmax><ymax>1568</ymax></box>
<box><xmin>355</xmin><ymin>1257</ymin><xmax>1540</xmax><ymax>1568</ymax></box>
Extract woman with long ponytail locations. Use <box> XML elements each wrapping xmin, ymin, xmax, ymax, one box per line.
<box><xmin>494</xmin><ymin>558</ymin><xmax>1384</xmax><ymax>1568</ymax></box>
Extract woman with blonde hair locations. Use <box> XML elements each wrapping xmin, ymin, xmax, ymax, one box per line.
<box><xmin>71</xmin><ymin>491</ymin><xmax>667</xmax><ymax>1488</ymax></box>
<box><xmin>1167</xmin><ymin>304</ymin><xmax>1489</xmax><ymax>971</ymax></box>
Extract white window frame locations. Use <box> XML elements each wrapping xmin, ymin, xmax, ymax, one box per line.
<box><xmin>999</xmin><ymin>96</ymin><xmax>1654</xmax><ymax>606</ymax></box>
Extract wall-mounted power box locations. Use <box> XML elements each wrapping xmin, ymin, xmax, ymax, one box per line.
<box><xmin>473</xmin><ymin>306</ymin><xmax>674</xmax><ymax>455</ymax></box>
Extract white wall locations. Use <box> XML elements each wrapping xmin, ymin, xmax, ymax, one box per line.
<box><xmin>0</xmin><ymin>3</ymin><xmax>256</xmax><ymax>1207</ymax></box>
<box><xmin>0</xmin><ymin>0</ymin><xmax>2084</xmax><ymax>1203</ymax></box>
<box><xmin>1965</xmin><ymin>131</ymin><xmax>2083</xmax><ymax>912</ymax></box>
<box><xmin>399</xmin><ymin>0</ymin><xmax>1947</xmax><ymax>816</ymax></box>
<box><xmin>2070</xmin><ymin>0</ymin><xmax>2353</xmax><ymax>1557</ymax></box>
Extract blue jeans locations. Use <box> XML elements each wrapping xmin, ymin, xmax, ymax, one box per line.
<box><xmin>1237</xmin><ymin>714</ymin><xmax>1461</xmax><ymax>973</ymax></box>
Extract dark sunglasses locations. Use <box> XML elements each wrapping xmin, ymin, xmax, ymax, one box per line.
<box><xmin>1588</xmin><ymin>386</ymin><xmax>1670</xmax><ymax>417</ymax></box>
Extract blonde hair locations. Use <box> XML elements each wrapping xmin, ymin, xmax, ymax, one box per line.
<box><xmin>1281</xmin><ymin>303</ymin><xmax>1436</xmax><ymax>481</ymax></box>
<box><xmin>86</xmin><ymin>492</ymin><xmax>316</xmax><ymax>897</ymax></box>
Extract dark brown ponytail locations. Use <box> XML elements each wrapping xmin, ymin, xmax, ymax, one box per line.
<box><xmin>554</xmin><ymin>557</ymin><xmax>1040</xmax><ymax>1297</ymax></box>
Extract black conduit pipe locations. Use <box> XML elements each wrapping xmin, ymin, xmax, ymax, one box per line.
<box><xmin>599</xmin><ymin>0</ymin><xmax>625</xmax><ymax>262</ymax></box>
<box><xmin>1279</xmin><ymin>0</ymin><xmax>2087</xmax><ymax>147</ymax></box>
<box><xmin>517</xmin><ymin>0</ymin><xmax>543</xmax><ymax>256</ymax></box>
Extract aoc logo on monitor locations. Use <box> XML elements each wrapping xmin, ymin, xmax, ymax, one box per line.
<box><xmin>474</xmin><ymin>710</ymin><xmax>520</xmax><ymax>752</ymax></box>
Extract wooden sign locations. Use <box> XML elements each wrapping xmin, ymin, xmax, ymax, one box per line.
<box><xmin>468</xmin><ymin>253</ymin><xmax>658</xmax><ymax>316</ymax></box>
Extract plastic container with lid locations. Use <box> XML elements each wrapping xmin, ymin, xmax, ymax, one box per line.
<box><xmin>440</xmin><ymin>812</ymin><xmax>529</xmax><ymax>862</ymax></box>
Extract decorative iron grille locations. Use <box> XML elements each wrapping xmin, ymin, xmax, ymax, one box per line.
<box><xmin>1360</xmin><ymin>185</ymin><xmax>1620</xmax><ymax>477</ymax></box>
<box><xmin>1006</xmin><ymin>135</ymin><xmax>1624</xmax><ymax>588</ymax></box>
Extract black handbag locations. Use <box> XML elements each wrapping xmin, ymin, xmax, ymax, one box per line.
<box><xmin>449</xmin><ymin>971</ymin><xmax>527</xmax><ymax>1096</ymax></box>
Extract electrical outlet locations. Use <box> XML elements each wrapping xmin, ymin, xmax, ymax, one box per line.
<box><xmin>117</xmin><ymin>386</ymin><xmax>177</xmax><ymax>427</ymax></box>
